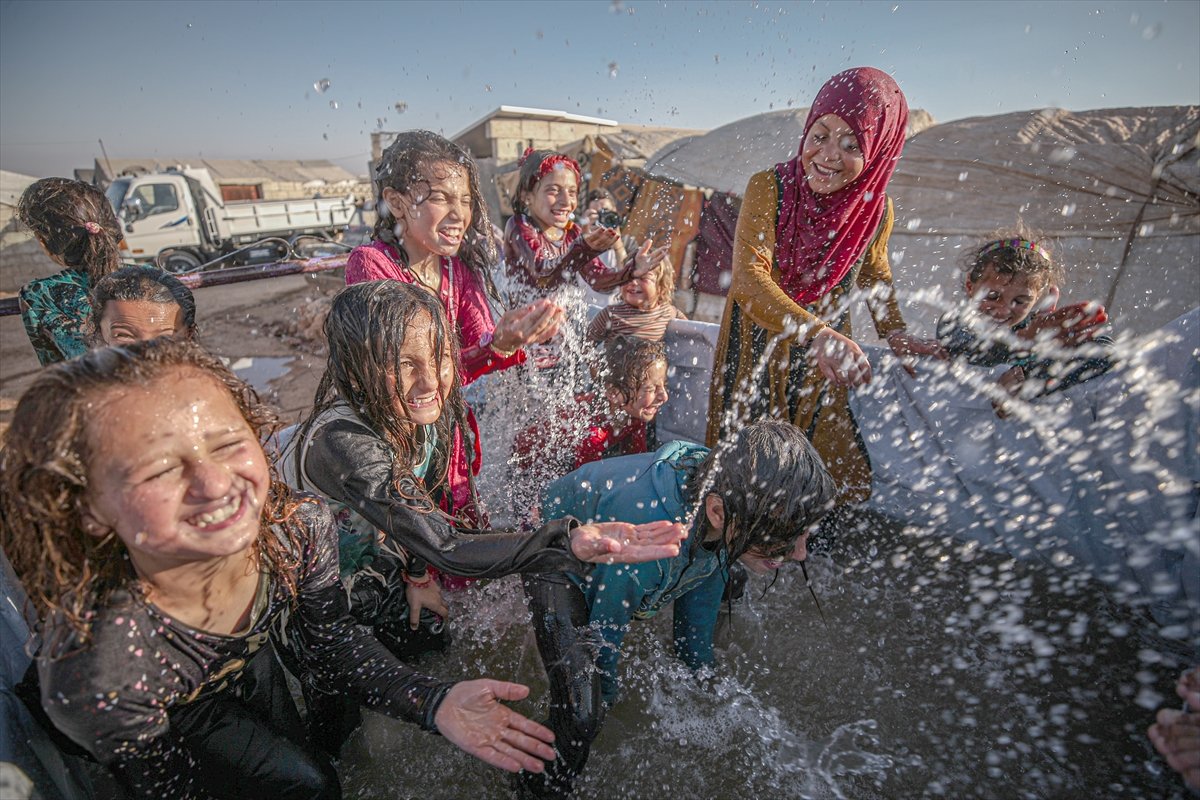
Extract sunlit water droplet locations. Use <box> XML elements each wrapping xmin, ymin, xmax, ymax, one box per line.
<box><xmin>313</xmin><ymin>78</ymin><xmax>331</xmax><ymax>94</ymax></box>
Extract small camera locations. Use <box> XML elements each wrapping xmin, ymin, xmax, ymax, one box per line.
<box><xmin>597</xmin><ymin>210</ymin><xmax>622</xmax><ymax>229</ymax></box>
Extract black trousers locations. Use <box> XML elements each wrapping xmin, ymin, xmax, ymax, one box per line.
<box><xmin>169</xmin><ymin>644</ymin><xmax>340</xmax><ymax>800</ymax></box>
<box><xmin>516</xmin><ymin>573</ymin><xmax>606</xmax><ymax>799</ymax></box>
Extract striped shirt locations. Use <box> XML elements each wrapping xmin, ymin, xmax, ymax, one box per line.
<box><xmin>587</xmin><ymin>302</ymin><xmax>687</xmax><ymax>343</ymax></box>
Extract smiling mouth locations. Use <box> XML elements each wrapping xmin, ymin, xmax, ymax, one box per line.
<box><xmin>408</xmin><ymin>393</ymin><xmax>440</xmax><ymax>409</ymax></box>
<box><xmin>188</xmin><ymin>492</ymin><xmax>245</xmax><ymax>529</ymax></box>
<box><xmin>810</xmin><ymin>162</ymin><xmax>841</xmax><ymax>178</ymax></box>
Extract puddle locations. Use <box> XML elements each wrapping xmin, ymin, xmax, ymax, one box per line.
<box><xmin>227</xmin><ymin>356</ymin><xmax>294</xmax><ymax>393</ymax></box>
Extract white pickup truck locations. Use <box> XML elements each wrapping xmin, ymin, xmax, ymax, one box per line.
<box><xmin>105</xmin><ymin>167</ymin><xmax>356</xmax><ymax>271</ymax></box>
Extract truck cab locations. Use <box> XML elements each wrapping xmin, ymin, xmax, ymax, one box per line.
<box><xmin>106</xmin><ymin>169</ymin><xmax>220</xmax><ymax>270</ymax></box>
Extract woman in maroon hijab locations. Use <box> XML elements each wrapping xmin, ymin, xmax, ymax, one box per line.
<box><xmin>706</xmin><ymin>67</ymin><xmax>944</xmax><ymax>503</ymax></box>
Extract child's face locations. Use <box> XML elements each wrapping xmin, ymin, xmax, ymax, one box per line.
<box><xmin>524</xmin><ymin>166</ymin><xmax>578</xmax><ymax>233</ymax></box>
<box><xmin>740</xmin><ymin>533</ymin><xmax>811</xmax><ymax>575</ymax></box>
<box><xmin>613</xmin><ymin>359</ymin><xmax>668</xmax><ymax>423</ymax></box>
<box><xmin>82</xmin><ymin>369</ymin><xmax>269</xmax><ymax>573</ymax></box>
<box><xmin>390</xmin><ymin>311</ymin><xmax>455</xmax><ymax>426</ymax></box>
<box><xmin>620</xmin><ymin>274</ymin><xmax>660</xmax><ymax>310</ymax></box>
<box><xmin>384</xmin><ymin>160</ymin><xmax>472</xmax><ymax>263</ymax></box>
<box><xmin>801</xmin><ymin>114</ymin><xmax>866</xmax><ymax>195</ymax></box>
<box><xmin>99</xmin><ymin>299</ymin><xmax>187</xmax><ymax>346</ymax></box>
<box><xmin>966</xmin><ymin>266</ymin><xmax>1046</xmax><ymax>328</ymax></box>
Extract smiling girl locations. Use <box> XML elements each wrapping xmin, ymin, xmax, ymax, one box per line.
<box><xmin>0</xmin><ymin>339</ymin><xmax>601</xmax><ymax>798</ymax></box>
<box><xmin>89</xmin><ymin>265</ymin><xmax>197</xmax><ymax>346</ymax></box>
<box><xmin>503</xmin><ymin>149</ymin><xmax>668</xmax><ymax>304</ymax></box>
<box><xmin>348</xmin><ymin>131</ymin><xmax>563</xmax><ymax>385</ymax></box>
<box><xmin>282</xmin><ymin>282</ymin><xmax>685</xmax><ymax>660</ymax></box>
<box><xmin>706</xmin><ymin>67</ymin><xmax>945</xmax><ymax>504</ymax></box>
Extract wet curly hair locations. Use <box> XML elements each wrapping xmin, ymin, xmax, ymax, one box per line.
<box><xmin>18</xmin><ymin>177</ymin><xmax>124</xmax><ymax>284</ymax></box>
<box><xmin>600</xmin><ymin>335</ymin><xmax>667</xmax><ymax>405</ymax></box>
<box><xmin>965</xmin><ymin>225</ymin><xmax>1062</xmax><ymax>288</ymax></box>
<box><xmin>0</xmin><ymin>338</ymin><xmax>302</xmax><ymax>645</ymax></box>
<box><xmin>88</xmin><ymin>264</ymin><xmax>198</xmax><ymax>345</ymax></box>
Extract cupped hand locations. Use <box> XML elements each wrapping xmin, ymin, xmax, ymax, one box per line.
<box><xmin>569</xmin><ymin>520</ymin><xmax>687</xmax><ymax>564</ymax></box>
<box><xmin>583</xmin><ymin>226</ymin><xmax>620</xmax><ymax>252</ymax></box>
<box><xmin>1020</xmin><ymin>302</ymin><xmax>1108</xmax><ymax>346</ymax></box>
<box><xmin>492</xmin><ymin>300</ymin><xmax>565</xmax><ymax>352</ymax></box>
<box><xmin>811</xmin><ymin>327</ymin><xmax>872</xmax><ymax>387</ymax></box>
<box><xmin>405</xmin><ymin>579</ymin><xmax>449</xmax><ymax>631</ymax></box>
<box><xmin>434</xmin><ymin>680</ymin><xmax>556</xmax><ymax>773</ymax></box>
<box><xmin>632</xmin><ymin>240</ymin><xmax>671</xmax><ymax>278</ymax></box>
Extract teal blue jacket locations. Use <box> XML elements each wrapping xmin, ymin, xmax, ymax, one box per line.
<box><xmin>541</xmin><ymin>441</ymin><xmax>727</xmax><ymax>703</ymax></box>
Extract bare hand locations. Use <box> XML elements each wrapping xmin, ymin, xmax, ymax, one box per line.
<box><xmin>886</xmin><ymin>330</ymin><xmax>948</xmax><ymax>377</ymax></box>
<box><xmin>632</xmin><ymin>240</ymin><xmax>671</xmax><ymax>278</ymax></box>
<box><xmin>405</xmin><ymin>579</ymin><xmax>449</xmax><ymax>631</ymax></box>
<box><xmin>434</xmin><ymin>680</ymin><xmax>556</xmax><ymax>773</ymax></box>
<box><xmin>1148</xmin><ymin>668</ymin><xmax>1200</xmax><ymax>791</ymax></box>
<box><xmin>569</xmin><ymin>520</ymin><xmax>687</xmax><ymax>564</ymax></box>
<box><xmin>992</xmin><ymin>365</ymin><xmax>1026</xmax><ymax>419</ymax></box>
<box><xmin>1019</xmin><ymin>302</ymin><xmax>1108</xmax><ymax>347</ymax></box>
<box><xmin>493</xmin><ymin>299</ymin><xmax>565</xmax><ymax>352</ymax></box>
<box><xmin>811</xmin><ymin>328</ymin><xmax>872</xmax><ymax>387</ymax></box>
<box><xmin>583</xmin><ymin>226</ymin><xmax>620</xmax><ymax>252</ymax></box>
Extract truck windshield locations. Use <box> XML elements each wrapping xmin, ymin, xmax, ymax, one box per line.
<box><xmin>105</xmin><ymin>179</ymin><xmax>131</xmax><ymax>215</ymax></box>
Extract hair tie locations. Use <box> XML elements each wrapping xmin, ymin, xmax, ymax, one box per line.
<box><xmin>83</xmin><ymin>221</ymin><xmax>102</xmax><ymax>235</ymax></box>
<box><xmin>980</xmin><ymin>238</ymin><xmax>1051</xmax><ymax>263</ymax></box>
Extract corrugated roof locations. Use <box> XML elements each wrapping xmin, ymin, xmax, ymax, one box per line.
<box><xmin>95</xmin><ymin>158</ymin><xmax>358</xmax><ymax>184</ymax></box>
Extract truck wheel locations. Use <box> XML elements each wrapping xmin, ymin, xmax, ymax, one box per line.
<box><xmin>159</xmin><ymin>250</ymin><xmax>203</xmax><ymax>274</ymax></box>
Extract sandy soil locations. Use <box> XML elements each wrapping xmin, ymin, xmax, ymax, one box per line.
<box><xmin>0</xmin><ymin>270</ymin><xmax>344</xmax><ymax>436</ymax></box>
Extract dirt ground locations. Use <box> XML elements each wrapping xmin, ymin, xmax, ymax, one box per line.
<box><xmin>0</xmin><ymin>270</ymin><xmax>345</xmax><ymax>437</ymax></box>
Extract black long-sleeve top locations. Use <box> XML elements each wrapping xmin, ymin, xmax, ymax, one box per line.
<box><xmin>38</xmin><ymin>498</ymin><xmax>452</xmax><ymax>798</ymax></box>
<box><xmin>300</xmin><ymin>413</ymin><xmax>588</xmax><ymax>578</ymax></box>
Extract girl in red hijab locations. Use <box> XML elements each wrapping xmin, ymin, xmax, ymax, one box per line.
<box><xmin>706</xmin><ymin>67</ymin><xmax>944</xmax><ymax>503</ymax></box>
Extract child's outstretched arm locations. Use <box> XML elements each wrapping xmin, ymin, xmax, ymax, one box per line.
<box><xmin>1018</xmin><ymin>302</ymin><xmax>1108</xmax><ymax>347</ymax></box>
<box><xmin>303</xmin><ymin>418</ymin><xmax>684</xmax><ymax>577</ymax></box>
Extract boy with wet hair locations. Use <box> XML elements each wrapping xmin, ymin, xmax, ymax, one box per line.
<box><xmin>937</xmin><ymin>233</ymin><xmax>1114</xmax><ymax>414</ymax></box>
<box><xmin>517</xmin><ymin>419</ymin><xmax>837</xmax><ymax>798</ymax></box>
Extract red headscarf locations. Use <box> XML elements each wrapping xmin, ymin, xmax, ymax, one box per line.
<box><xmin>773</xmin><ymin>67</ymin><xmax>909</xmax><ymax>306</ymax></box>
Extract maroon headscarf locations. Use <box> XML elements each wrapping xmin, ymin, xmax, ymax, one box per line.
<box><xmin>773</xmin><ymin>67</ymin><xmax>909</xmax><ymax>306</ymax></box>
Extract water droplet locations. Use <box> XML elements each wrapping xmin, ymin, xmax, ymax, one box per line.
<box><xmin>608</xmin><ymin>61</ymin><xmax>620</xmax><ymax>78</ymax></box>
<box><xmin>906</xmin><ymin>218</ymin><xmax>922</xmax><ymax>231</ymax></box>
<box><xmin>957</xmin><ymin>171</ymin><xmax>969</xmax><ymax>182</ymax></box>
<box><xmin>1141</xmin><ymin>23</ymin><xmax>1161</xmax><ymax>40</ymax></box>
<box><xmin>394</xmin><ymin>101</ymin><xmax>408</xmax><ymax>114</ymax></box>
<box><xmin>313</xmin><ymin>78</ymin><xmax>331</xmax><ymax>94</ymax></box>
<box><xmin>328</xmin><ymin>100</ymin><xmax>339</xmax><ymax>110</ymax></box>
<box><xmin>1060</xmin><ymin>203</ymin><xmax>1076</xmax><ymax>217</ymax></box>
<box><xmin>1024</xmin><ymin>24</ymin><xmax>1032</xmax><ymax>33</ymax></box>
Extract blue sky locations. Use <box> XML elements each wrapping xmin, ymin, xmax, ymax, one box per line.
<box><xmin>2</xmin><ymin>0</ymin><xmax>1197</xmax><ymax>177</ymax></box>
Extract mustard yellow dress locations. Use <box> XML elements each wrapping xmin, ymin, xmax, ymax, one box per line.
<box><xmin>705</xmin><ymin>170</ymin><xmax>908</xmax><ymax>503</ymax></box>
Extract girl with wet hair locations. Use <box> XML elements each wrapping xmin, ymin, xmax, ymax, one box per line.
<box><xmin>89</xmin><ymin>264</ymin><xmax>197</xmax><ymax>346</ymax></box>
<box><xmin>503</xmin><ymin>148</ymin><xmax>669</xmax><ymax>302</ymax></box>
<box><xmin>706</xmin><ymin>67</ymin><xmax>945</xmax><ymax>504</ymax></box>
<box><xmin>280</xmin><ymin>281</ymin><xmax>686</xmax><ymax>665</ymax></box>
<box><xmin>0</xmin><ymin>337</ymin><xmax>602</xmax><ymax>799</ymax></box>
<box><xmin>348</xmin><ymin>130</ymin><xmax>563</xmax><ymax>385</ymax></box>
<box><xmin>17</xmin><ymin>177</ymin><xmax>126</xmax><ymax>365</ymax></box>
<box><xmin>521</xmin><ymin>419</ymin><xmax>838</xmax><ymax>798</ymax></box>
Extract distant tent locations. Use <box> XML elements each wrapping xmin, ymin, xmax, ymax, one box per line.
<box><xmin>644</xmin><ymin>105</ymin><xmax>1199</xmax><ymax>338</ymax></box>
